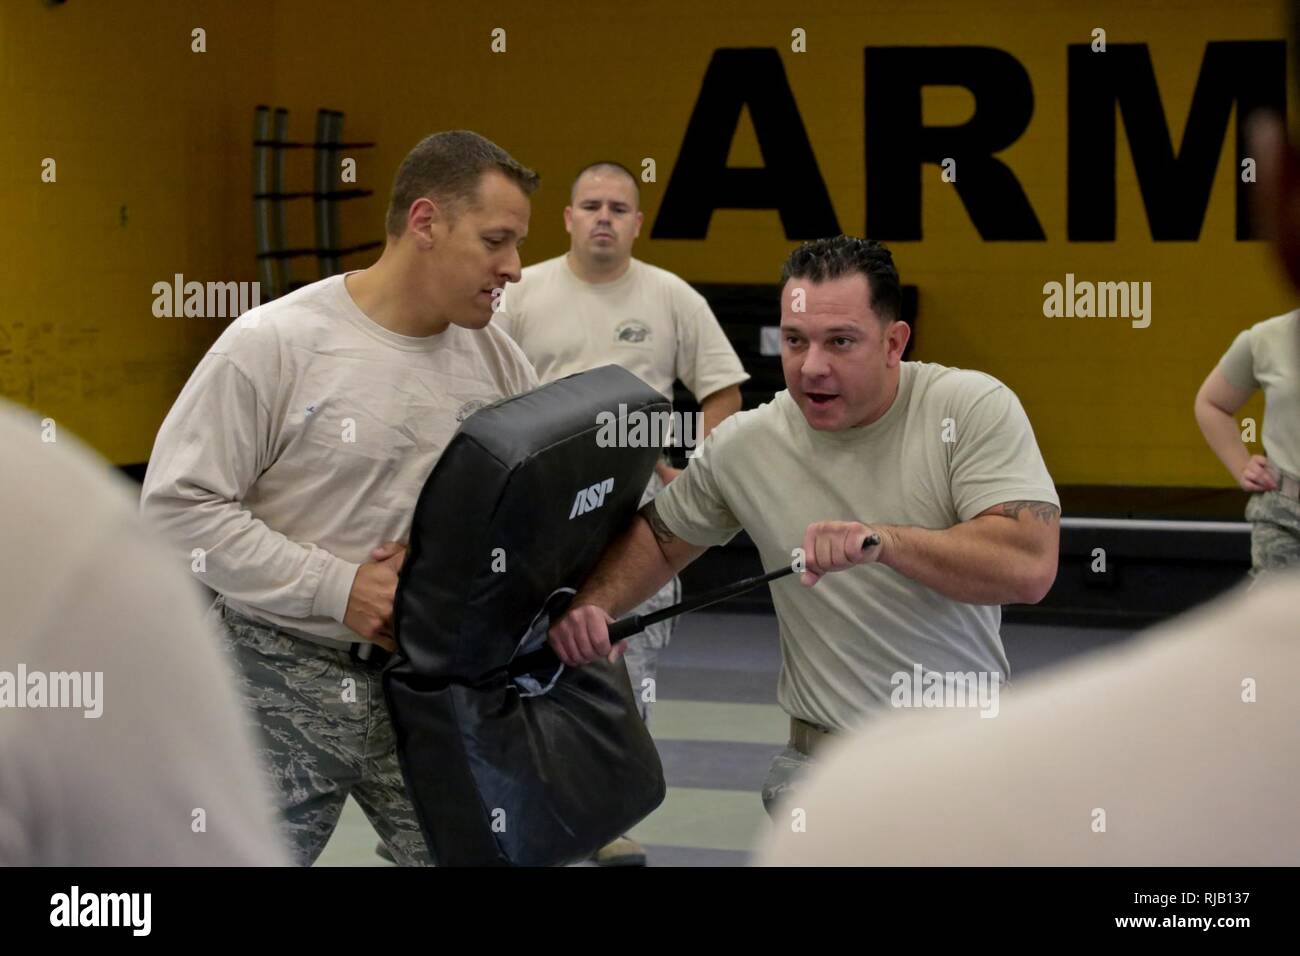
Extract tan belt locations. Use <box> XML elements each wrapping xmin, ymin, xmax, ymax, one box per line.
<box><xmin>1278</xmin><ymin>471</ymin><xmax>1300</xmax><ymax>502</ymax></box>
<box><xmin>790</xmin><ymin>716</ymin><xmax>837</xmax><ymax>757</ymax></box>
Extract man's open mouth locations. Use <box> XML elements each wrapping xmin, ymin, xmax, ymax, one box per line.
<box><xmin>806</xmin><ymin>392</ymin><xmax>839</xmax><ymax>406</ymax></box>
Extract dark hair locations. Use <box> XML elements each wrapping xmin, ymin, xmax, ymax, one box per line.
<box><xmin>779</xmin><ymin>235</ymin><xmax>902</xmax><ymax>323</ymax></box>
<box><xmin>570</xmin><ymin>161</ymin><xmax>640</xmax><ymax>204</ymax></box>
<box><xmin>385</xmin><ymin>130</ymin><xmax>540</xmax><ymax>237</ymax></box>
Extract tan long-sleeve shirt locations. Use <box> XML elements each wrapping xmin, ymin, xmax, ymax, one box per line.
<box><xmin>140</xmin><ymin>273</ymin><xmax>538</xmax><ymax>644</ymax></box>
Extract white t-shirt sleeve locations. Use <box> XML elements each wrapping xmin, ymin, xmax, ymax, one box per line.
<box><xmin>651</xmin><ymin>425</ymin><xmax>744</xmax><ymax>547</ymax></box>
<box><xmin>949</xmin><ymin>384</ymin><xmax>1060</xmax><ymax>522</ymax></box>
<box><xmin>1218</xmin><ymin>327</ymin><xmax>1258</xmax><ymax>392</ymax></box>
<box><xmin>139</xmin><ymin>351</ymin><xmax>360</xmax><ymax>623</ymax></box>
<box><xmin>674</xmin><ymin>291</ymin><xmax>750</xmax><ymax>402</ymax></box>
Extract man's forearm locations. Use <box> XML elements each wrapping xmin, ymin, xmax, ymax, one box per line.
<box><xmin>1195</xmin><ymin>399</ymin><xmax>1251</xmax><ymax>481</ymax></box>
<box><xmin>573</xmin><ymin>515</ymin><xmax>679</xmax><ymax>617</ymax></box>
<box><xmin>876</xmin><ymin>513</ymin><xmax>1057</xmax><ymax>606</ymax></box>
<box><xmin>140</xmin><ymin>485</ymin><xmax>358</xmax><ymax>621</ymax></box>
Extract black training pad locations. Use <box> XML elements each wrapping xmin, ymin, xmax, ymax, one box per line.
<box><xmin>386</xmin><ymin>365</ymin><xmax>670</xmax><ymax>866</ymax></box>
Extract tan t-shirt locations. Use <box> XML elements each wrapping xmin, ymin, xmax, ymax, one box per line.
<box><xmin>653</xmin><ymin>362</ymin><xmax>1059</xmax><ymax>732</ymax></box>
<box><xmin>140</xmin><ymin>273</ymin><xmax>538</xmax><ymax>644</ymax></box>
<box><xmin>757</xmin><ymin>572</ymin><xmax>1300</xmax><ymax>866</ymax></box>
<box><xmin>494</xmin><ymin>254</ymin><xmax>749</xmax><ymax>400</ymax></box>
<box><xmin>1218</xmin><ymin>309</ymin><xmax>1300</xmax><ymax>478</ymax></box>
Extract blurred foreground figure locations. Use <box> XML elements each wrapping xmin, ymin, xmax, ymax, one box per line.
<box><xmin>757</xmin><ymin>571</ymin><xmax>1299</xmax><ymax>865</ymax></box>
<box><xmin>0</xmin><ymin>399</ymin><xmax>286</xmax><ymax>865</ymax></box>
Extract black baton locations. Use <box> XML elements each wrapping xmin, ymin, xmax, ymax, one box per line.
<box><xmin>507</xmin><ymin>533</ymin><xmax>879</xmax><ymax>677</ymax></box>
<box><xmin>507</xmin><ymin>566</ymin><xmax>793</xmax><ymax>677</ymax></box>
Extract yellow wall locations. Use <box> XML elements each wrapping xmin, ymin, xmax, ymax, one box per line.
<box><xmin>1</xmin><ymin>0</ymin><xmax>275</xmax><ymax>463</ymax></box>
<box><xmin>4</xmin><ymin>0</ymin><xmax>1291</xmax><ymax>485</ymax></box>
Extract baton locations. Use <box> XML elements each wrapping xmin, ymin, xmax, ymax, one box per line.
<box><xmin>507</xmin><ymin>533</ymin><xmax>879</xmax><ymax>676</ymax></box>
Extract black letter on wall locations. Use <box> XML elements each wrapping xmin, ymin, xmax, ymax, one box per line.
<box><xmin>865</xmin><ymin>46</ymin><xmax>1044</xmax><ymax>241</ymax></box>
<box><xmin>1068</xmin><ymin>41</ymin><xmax>1285</xmax><ymax>241</ymax></box>
<box><xmin>652</xmin><ymin>49</ymin><xmax>839</xmax><ymax>240</ymax></box>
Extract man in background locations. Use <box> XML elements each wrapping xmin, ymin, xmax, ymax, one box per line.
<box><xmin>495</xmin><ymin>160</ymin><xmax>748</xmax><ymax>865</ymax></box>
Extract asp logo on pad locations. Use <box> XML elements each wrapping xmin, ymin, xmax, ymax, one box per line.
<box><xmin>569</xmin><ymin>478</ymin><xmax>615</xmax><ymax>519</ymax></box>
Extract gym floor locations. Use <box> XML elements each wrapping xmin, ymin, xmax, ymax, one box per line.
<box><xmin>316</xmin><ymin>611</ymin><xmax>1135</xmax><ymax>866</ymax></box>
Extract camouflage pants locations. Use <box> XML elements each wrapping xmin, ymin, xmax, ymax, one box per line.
<box><xmin>208</xmin><ymin>595</ymin><xmax>434</xmax><ymax>867</ymax></box>
<box><xmin>760</xmin><ymin>745</ymin><xmax>816</xmax><ymax>820</ymax></box>
<box><xmin>1246</xmin><ymin>491</ymin><xmax>1300</xmax><ymax>580</ymax></box>
<box><xmin>622</xmin><ymin>574</ymin><xmax>681</xmax><ymax>727</ymax></box>
<box><xmin>623</xmin><ymin>471</ymin><xmax>681</xmax><ymax>727</ymax></box>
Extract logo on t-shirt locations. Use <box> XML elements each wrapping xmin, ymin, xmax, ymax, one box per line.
<box><xmin>456</xmin><ymin>398</ymin><xmax>492</xmax><ymax>422</ymax></box>
<box><xmin>614</xmin><ymin>320</ymin><xmax>651</xmax><ymax>344</ymax></box>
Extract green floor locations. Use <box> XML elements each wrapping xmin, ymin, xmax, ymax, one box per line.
<box><xmin>316</xmin><ymin>697</ymin><xmax>787</xmax><ymax>866</ymax></box>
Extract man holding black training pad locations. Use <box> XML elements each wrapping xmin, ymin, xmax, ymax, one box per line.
<box><xmin>141</xmin><ymin>131</ymin><xmax>540</xmax><ymax>866</ymax></box>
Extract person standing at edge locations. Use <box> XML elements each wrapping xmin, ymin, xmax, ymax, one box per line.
<box><xmin>1195</xmin><ymin>312</ymin><xmax>1300</xmax><ymax>579</ymax></box>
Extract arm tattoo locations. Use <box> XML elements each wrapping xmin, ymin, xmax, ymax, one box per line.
<box><xmin>996</xmin><ymin>500</ymin><xmax>1061</xmax><ymax>524</ymax></box>
<box><xmin>639</xmin><ymin>501</ymin><xmax>679</xmax><ymax>546</ymax></box>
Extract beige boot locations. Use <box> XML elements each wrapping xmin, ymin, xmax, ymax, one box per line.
<box><xmin>593</xmin><ymin>835</ymin><xmax>647</xmax><ymax>866</ymax></box>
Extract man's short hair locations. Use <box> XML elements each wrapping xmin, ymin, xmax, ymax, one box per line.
<box><xmin>385</xmin><ymin>130</ymin><xmax>540</xmax><ymax>237</ymax></box>
<box><xmin>779</xmin><ymin>235</ymin><xmax>902</xmax><ymax>323</ymax></box>
<box><xmin>570</xmin><ymin>161</ymin><xmax>640</xmax><ymax>205</ymax></box>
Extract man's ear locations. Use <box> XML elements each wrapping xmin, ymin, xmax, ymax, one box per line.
<box><xmin>886</xmin><ymin>318</ymin><xmax>911</xmax><ymax>366</ymax></box>
<box><xmin>406</xmin><ymin>197</ymin><xmax>442</xmax><ymax>248</ymax></box>
<box><xmin>1248</xmin><ymin>111</ymin><xmax>1300</xmax><ymax>292</ymax></box>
